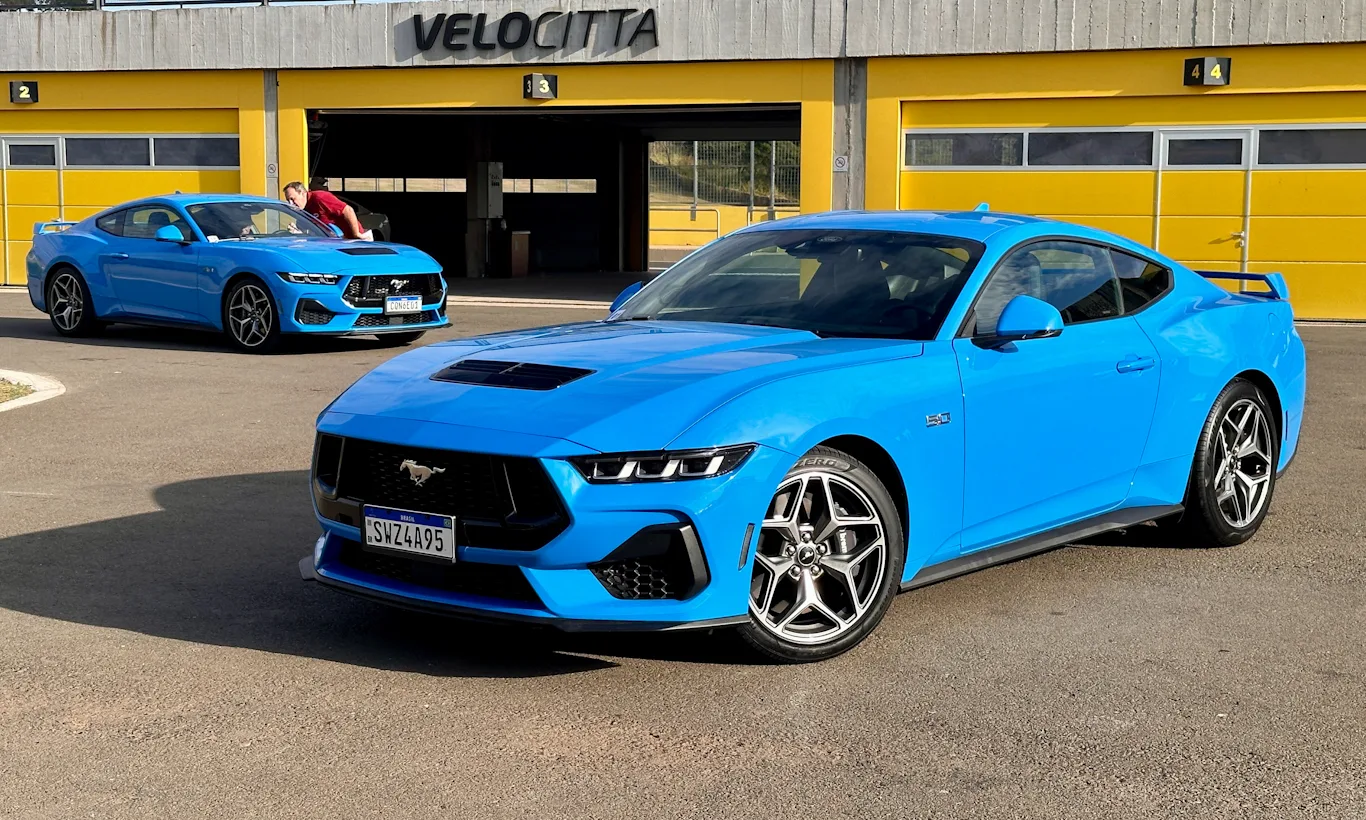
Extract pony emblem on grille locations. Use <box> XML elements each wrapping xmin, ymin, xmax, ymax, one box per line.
<box><xmin>390</xmin><ymin>279</ymin><xmax>409</xmax><ymax>291</ymax></box>
<box><xmin>399</xmin><ymin>459</ymin><xmax>445</xmax><ymax>486</ymax></box>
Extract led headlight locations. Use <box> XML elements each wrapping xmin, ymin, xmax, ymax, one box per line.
<box><xmin>277</xmin><ymin>271</ymin><xmax>340</xmax><ymax>285</ymax></box>
<box><xmin>571</xmin><ymin>444</ymin><xmax>755</xmax><ymax>483</ymax></box>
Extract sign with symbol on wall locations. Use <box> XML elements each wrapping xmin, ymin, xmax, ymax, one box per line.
<box><xmin>1184</xmin><ymin>57</ymin><xmax>1231</xmax><ymax>87</ymax></box>
<box><xmin>9</xmin><ymin>81</ymin><xmax>38</xmax><ymax>104</ymax></box>
<box><xmin>833</xmin><ymin>155</ymin><xmax>849</xmax><ymax>173</ymax></box>
<box><xmin>523</xmin><ymin>73</ymin><xmax>558</xmax><ymax>100</ymax></box>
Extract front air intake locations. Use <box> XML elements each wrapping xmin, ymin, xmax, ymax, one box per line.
<box><xmin>431</xmin><ymin>360</ymin><xmax>593</xmax><ymax>391</ymax></box>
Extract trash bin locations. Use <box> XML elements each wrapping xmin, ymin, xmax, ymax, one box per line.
<box><xmin>510</xmin><ymin>231</ymin><xmax>530</xmax><ymax>278</ymax></box>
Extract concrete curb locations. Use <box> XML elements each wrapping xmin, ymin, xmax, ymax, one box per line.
<box><xmin>0</xmin><ymin>369</ymin><xmax>66</xmax><ymax>414</ymax></box>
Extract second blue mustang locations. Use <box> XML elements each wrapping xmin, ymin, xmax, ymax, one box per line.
<box><xmin>26</xmin><ymin>194</ymin><xmax>449</xmax><ymax>352</ymax></box>
<box><xmin>302</xmin><ymin>210</ymin><xmax>1306</xmax><ymax>662</ymax></box>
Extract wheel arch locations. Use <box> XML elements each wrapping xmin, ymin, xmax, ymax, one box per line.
<box><xmin>815</xmin><ymin>434</ymin><xmax>910</xmax><ymax>556</ymax></box>
<box><xmin>1233</xmin><ymin>368</ymin><xmax>1283</xmax><ymax>446</ymax></box>
<box><xmin>219</xmin><ymin>269</ymin><xmax>274</xmax><ymax>327</ymax></box>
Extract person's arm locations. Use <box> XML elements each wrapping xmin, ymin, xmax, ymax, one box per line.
<box><xmin>340</xmin><ymin>205</ymin><xmax>365</xmax><ymax>239</ymax></box>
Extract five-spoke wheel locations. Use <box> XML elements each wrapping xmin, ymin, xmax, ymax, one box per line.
<box><xmin>740</xmin><ymin>447</ymin><xmax>904</xmax><ymax>662</ymax></box>
<box><xmin>1178</xmin><ymin>378</ymin><xmax>1279</xmax><ymax>546</ymax></box>
<box><xmin>45</xmin><ymin>268</ymin><xmax>102</xmax><ymax>337</ymax></box>
<box><xmin>224</xmin><ymin>279</ymin><xmax>281</xmax><ymax>353</ymax></box>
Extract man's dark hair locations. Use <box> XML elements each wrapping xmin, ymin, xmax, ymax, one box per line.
<box><xmin>283</xmin><ymin>181</ymin><xmax>306</xmax><ymax>196</ymax></box>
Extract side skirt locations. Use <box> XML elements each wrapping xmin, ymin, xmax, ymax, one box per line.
<box><xmin>900</xmin><ymin>504</ymin><xmax>1183</xmax><ymax>592</ymax></box>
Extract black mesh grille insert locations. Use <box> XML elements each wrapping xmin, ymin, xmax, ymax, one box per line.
<box><xmin>343</xmin><ymin>274</ymin><xmax>444</xmax><ymax>307</ymax></box>
<box><xmin>335</xmin><ymin>539</ymin><xmax>541</xmax><ymax>604</ymax></box>
<box><xmin>332</xmin><ymin>438</ymin><xmax>568</xmax><ymax>551</ymax></box>
<box><xmin>296</xmin><ymin>298</ymin><xmax>335</xmax><ymax>326</ymax></box>
<box><xmin>353</xmin><ymin>311</ymin><xmax>434</xmax><ymax>328</ymax></box>
<box><xmin>431</xmin><ymin>360</ymin><xmax>593</xmax><ymax>391</ymax></box>
<box><xmin>589</xmin><ymin>526</ymin><xmax>707</xmax><ymax>601</ymax></box>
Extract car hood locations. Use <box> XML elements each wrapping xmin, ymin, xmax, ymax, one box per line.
<box><xmin>224</xmin><ymin>237</ymin><xmax>440</xmax><ymax>275</ymax></box>
<box><xmin>325</xmin><ymin>321</ymin><xmax>924</xmax><ymax>452</ymax></box>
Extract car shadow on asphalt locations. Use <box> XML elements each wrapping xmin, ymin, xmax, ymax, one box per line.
<box><xmin>0</xmin><ymin>315</ymin><xmax>427</xmax><ymax>356</ymax></box>
<box><xmin>0</xmin><ymin>470</ymin><xmax>758</xmax><ymax>676</ymax></box>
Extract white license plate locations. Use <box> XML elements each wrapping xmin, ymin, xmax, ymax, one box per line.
<box><xmin>362</xmin><ymin>505</ymin><xmax>455</xmax><ymax>561</ymax></box>
<box><xmin>384</xmin><ymin>295</ymin><xmax>422</xmax><ymax>315</ymax></box>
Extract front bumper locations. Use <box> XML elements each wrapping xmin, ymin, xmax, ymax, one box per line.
<box><xmin>301</xmin><ymin>417</ymin><xmax>792</xmax><ymax>630</ymax></box>
<box><xmin>274</xmin><ymin>274</ymin><xmax>450</xmax><ymax>336</ymax></box>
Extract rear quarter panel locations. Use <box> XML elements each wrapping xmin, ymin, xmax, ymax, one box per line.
<box><xmin>1130</xmin><ymin>267</ymin><xmax>1305</xmax><ymax>505</ymax></box>
<box><xmin>25</xmin><ymin>227</ymin><xmax>120</xmax><ymax>315</ymax></box>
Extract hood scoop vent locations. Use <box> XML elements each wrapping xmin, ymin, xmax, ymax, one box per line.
<box><xmin>431</xmin><ymin>359</ymin><xmax>594</xmax><ymax>391</ymax></box>
<box><xmin>337</xmin><ymin>246</ymin><xmax>397</xmax><ymax>256</ymax></box>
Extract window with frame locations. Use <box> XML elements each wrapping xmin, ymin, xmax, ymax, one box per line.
<box><xmin>972</xmin><ymin>241</ymin><xmax>1121</xmax><ymax>335</ymax></box>
<box><xmin>1258</xmin><ymin>128</ymin><xmax>1366</xmax><ymax>165</ymax></box>
<box><xmin>152</xmin><ymin>137</ymin><xmax>239</xmax><ymax>168</ymax></box>
<box><xmin>1027</xmin><ymin>132</ymin><xmax>1154</xmax><ymax>166</ymax></box>
<box><xmin>8</xmin><ymin>143</ymin><xmax>56</xmax><ymax>167</ymax></box>
<box><xmin>123</xmin><ymin>206</ymin><xmax>192</xmax><ymax>241</ymax></box>
<box><xmin>1109</xmin><ymin>249</ymin><xmax>1171</xmax><ymax>313</ymax></box>
<box><xmin>95</xmin><ymin>210</ymin><xmax>125</xmax><ymax>237</ymax></box>
<box><xmin>65</xmin><ymin>137</ymin><xmax>151</xmax><ymax>167</ymax></box>
<box><xmin>904</xmin><ymin>132</ymin><xmax>1024</xmax><ymax>167</ymax></box>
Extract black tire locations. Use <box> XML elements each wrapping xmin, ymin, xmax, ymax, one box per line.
<box><xmin>45</xmin><ymin>267</ymin><xmax>104</xmax><ymax>337</ymax></box>
<box><xmin>222</xmin><ymin>278</ymin><xmax>283</xmax><ymax>354</ymax></box>
<box><xmin>374</xmin><ymin>330</ymin><xmax>426</xmax><ymax>347</ymax></box>
<box><xmin>738</xmin><ymin>446</ymin><xmax>906</xmax><ymax>663</ymax></box>
<box><xmin>1175</xmin><ymin>378</ymin><xmax>1279</xmax><ymax>547</ymax></box>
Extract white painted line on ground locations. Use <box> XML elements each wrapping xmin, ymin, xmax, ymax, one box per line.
<box><xmin>0</xmin><ymin>369</ymin><xmax>66</xmax><ymax>414</ymax></box>
<box><xmin>447</xmin><ymin>296</ymin><xmax>610</xmax><ymax>310</ymax></box>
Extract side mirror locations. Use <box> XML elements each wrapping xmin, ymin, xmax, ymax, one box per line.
<box><xmin>987</xmin><ymin>295</ymin><xmax>1063</xmax><ymax>344</ymax></box>
<box><xmin>327</xmin><ymin>224</ymin><xmax>344</xmax><ymax>238</ymax></box>
<box><xmin>154</xmin><ymin>225</ymin><xmax>187</xmax><ymax>243</ymax></box>
<box><xmin>610</xmin><ymin>281</ymin><xmax>643</xmax><ymax>313</ymax></box>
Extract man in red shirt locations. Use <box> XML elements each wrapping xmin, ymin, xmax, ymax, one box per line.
<box><xmin>283</xmin><ymin>180</ymin><xmax>367</xmax><ymax>239</ymax></box>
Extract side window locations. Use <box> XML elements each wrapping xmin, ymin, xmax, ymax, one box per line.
<box><xmin>1110</xmin><ymin>249</ymin><xmax>1171</xmax><ymax>313</ymax></box>
<box><xmin>123</xmin><ymin>206</ymin><xmax>192</xmax><ymax>241</ymax></box>
<box><xmin>972</xmin><ymin>241</ymin><xmax>1120</xmax><ymax>335</ymax></box>
<box><xmin>95</xmin><ymin>211</ymin><xmax>125</xmax><ymax>237</ymax></box>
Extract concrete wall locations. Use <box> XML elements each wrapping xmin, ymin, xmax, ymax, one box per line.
<box><xmin>1</xmin><ymin>0</ymin><xmax>1363</xmax><ymax>73</ymax></box>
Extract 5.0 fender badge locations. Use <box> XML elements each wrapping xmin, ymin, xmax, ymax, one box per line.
<box><xmin>400</xmin><ymin>459</ymin><xmax>445</xmax><ymax>486</ymax></box>
<box><xmin>925</xmin><ymin>412</ymin><xmax>952</xmax><ymax>427</ymax></box>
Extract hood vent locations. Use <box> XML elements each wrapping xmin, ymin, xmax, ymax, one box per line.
<box><xmin>337</xmin><ymin>246</ymin><xmax>397</xmax><ymax>256</ymax></box>
<box><xmin>431</xmin><ymin>359</ymin><xmax>594</xmax><ymax>391</ymax></box>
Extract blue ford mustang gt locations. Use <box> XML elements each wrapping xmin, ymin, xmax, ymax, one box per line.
<box><xmin>301</xmin><ymin>210</ymin><xmax>1306</xmax><ymax>662</ymax></box>
<box><xmin>26</xmin><ymin>194</ymin><xmax>448</xmax><ymax>352</ymax></box>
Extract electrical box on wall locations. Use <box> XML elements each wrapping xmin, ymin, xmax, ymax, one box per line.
<box><xmin>471</xmin><ymin>161</ymin><xmax>504</xmax><ymax>219</ymax></box>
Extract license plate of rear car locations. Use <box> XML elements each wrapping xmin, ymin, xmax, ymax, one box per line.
<box><xmin>384</xmin><ymin>295</ymin><xmax>421</xmax><ymax>314</ymax></box>
<box><xmin>362</xmin><ymin>505</ymin><xmax>455</xmax><ymax>561</ymax></box>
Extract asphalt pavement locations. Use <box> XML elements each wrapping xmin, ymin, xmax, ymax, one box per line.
<box><xmin>0</xmin><ymin>289</ymin><xmax>1363</xmax><ymax>819</ymax></box>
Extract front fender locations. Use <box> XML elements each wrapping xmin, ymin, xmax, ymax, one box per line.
<box><xmin>669</xmin><ymin>343</ymin><xmax>967</xmax><ymax>576</ymax></box>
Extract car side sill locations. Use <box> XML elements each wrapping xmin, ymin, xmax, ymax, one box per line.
<box><xmin>900</xmin><ymin>504</ymin><xmax>1184</xmax><ymax>592</ymax></box>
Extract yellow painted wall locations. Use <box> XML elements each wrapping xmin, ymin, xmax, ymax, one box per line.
<box><xmin>873</xmin><ymin>44</ymin><xmax>1366</xmax><ymax>319</ymax></box>
<box><xmin>0</xmin><ymin>71</ymin><xmax>262</xmax><ymax>285</ymax></box>
<box><xmin>648</xmin><ymin>205</ymin><xmax>799</xmax><ymax>247</ymax></box>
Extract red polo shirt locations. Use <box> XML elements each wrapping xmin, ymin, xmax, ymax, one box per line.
<box><xmin>304</xmin><ymin>190</ymin><xmax>356</xmax><ymax>237</ymax></box>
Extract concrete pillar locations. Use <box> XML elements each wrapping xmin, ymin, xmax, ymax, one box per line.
<box><xmin>832</xmin><ymin>58</ymin><xmax>868</xmax><ymax>211</ymax></box>
<box><xmin>264</xmin><ymin>70</ymin><xmax>279</xmax><ymax>198</ymax></box>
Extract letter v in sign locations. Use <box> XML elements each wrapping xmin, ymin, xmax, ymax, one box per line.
<box><xmin>413</xmin><ymin>14</ymin><xmax>447</xmax><ymax>50</ymax></box>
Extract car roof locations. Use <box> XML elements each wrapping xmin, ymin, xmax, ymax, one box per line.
<box><xmin>738</xmin><ymin>209</ymin><xmax>1052</xmax><ymax>243</ymax></box>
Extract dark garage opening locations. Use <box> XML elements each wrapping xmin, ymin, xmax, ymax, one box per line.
<box><xmin>307</xmin><ymin>105</ymin><xmax>800</xmax><ymax>278</ymax></box>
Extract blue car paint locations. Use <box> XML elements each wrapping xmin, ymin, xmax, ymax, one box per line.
<box><xmin>307</xmin><ymin>210</ymin><xmax>1307</xmax><ymax>628</ymax></box>
<box><xmin>26</xmin><ymin>193</ymin><xmax>449</xmax><ymax>337</ymax></box>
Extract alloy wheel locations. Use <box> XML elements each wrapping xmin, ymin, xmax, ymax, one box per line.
<box><xmin>749</xmin><ymin>471</ymin><xmax>889</xmax><ymax>645</ymax></box>
<box><xmin>1213</xmin><ymin>397</ymin><xmax>1274</xmax><ymax>528</ymax></box>
<box><xmin>49</xmin><ymin>272</ymin><xmax>84</xmax><ymax>332</ymax></box>
<box><xmin>227</xmin><ymin>283</ymin><xmax>274</xmax><ymax>348</ymax></box>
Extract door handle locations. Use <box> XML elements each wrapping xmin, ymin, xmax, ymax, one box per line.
<box><xmin>1116</xmin><ymin>355</ymin><xmax>1156</xmax><ymax>373</ymax></box>
<box><xmin>108</xmin><ymin>252</ymin><xmax>130</xmax><ymax>259</ymax></box>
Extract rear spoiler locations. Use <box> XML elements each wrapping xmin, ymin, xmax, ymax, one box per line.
<box><xmin>1194</xmin><ymin>270</ymin><xmax>1290</xmax><ymax>301</ymax></box>
<box><xmin>33</xmin><ymin>220</ymin><xmax>77</xmax><ymax>235</ymax></box>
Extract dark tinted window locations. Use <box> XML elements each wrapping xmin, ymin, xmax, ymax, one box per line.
<box><xmin>65</xmin><ymin>138</ymin><xmax>151</xmax><ymax>167</ymax></box>
<box><xmin>1259</xmin><ymin>129</ymin><xmax>1366</xmax><ymax>165</ymax></box>
<box><xmin>1028</xmin><ymin>132</ymin><xmax>1153</xmax><ymax>166</ymax></box>
<box><xmin>95</xmin><ymin>211</ymin><xmax>124</xmax><ymax>236</ymax></box>
<box><xmin>614</xmin><ymin>229</ymin><xmax>985</xmax><ymax>340</ymax></box>
<box><xmin>8</xmin><ymin>143</ymin><xmax>56</xmax><ymax>167</ymax></box>
<box><xmin>1168</xmin><ymin>138</ymin><xmax>1243</xmax><ymax>166</ymax></box>
<box><xmin>905</xmin><ymin>132</ymin><xmax>1023</xmax><ymax>166</ymax></box>
<box><xmin>123</xmin><ymin>206</ymin><xmax>192</xmax><ymax>240</ymax></box>
<box><xmin>974</xmin><ymin>241</ymin><xmax>1120</xmax><ymax>334</ymax></box>
<box><xmin>153</xmin><ymin>137</ymin><xmax>240</xmax><ymax>167</ymax></box>
<box><xmin>1111</xmin><ymin>249</ymin><xmax>1171</xmax><ymax>313</ymax></box>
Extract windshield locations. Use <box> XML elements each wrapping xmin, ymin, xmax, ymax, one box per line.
<box><xmin>186</xmin><ymin>201</ymin><xmax>330</xmax><ymax>241</ymax></box>
<box><xmin>614</xmin><ymin>229</ymin><xmax>985</xmax><ymax>339</ymax></box>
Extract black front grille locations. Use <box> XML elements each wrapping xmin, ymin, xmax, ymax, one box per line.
<box><xmin>332</xmin><ymin>437</ymin><xmax>568</xmax><ymax>551</ymax></box>
<box><xmin>431</xmin><ymin>360</ymin><xmax>594</xmax><ymax>391</ymax></box>
<box><xmin>344</xmin><ymin>274</ymin><xmax>443</xmax><ymax>307</ymax></box>
<box><xmin>353</xmin><ymin>311</ymin><xmax>434</xmax><ymax>328</ymax></box>
<box><xmin>336</xmin><ymin>539</ymin><xmax>541</xmax><ymax>604</ymax></box>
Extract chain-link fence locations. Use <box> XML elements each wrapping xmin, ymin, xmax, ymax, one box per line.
<box><xmin>649</xmin><ymin>140</ymin><xmax>800</xmax><ymax>208</ymax></box>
